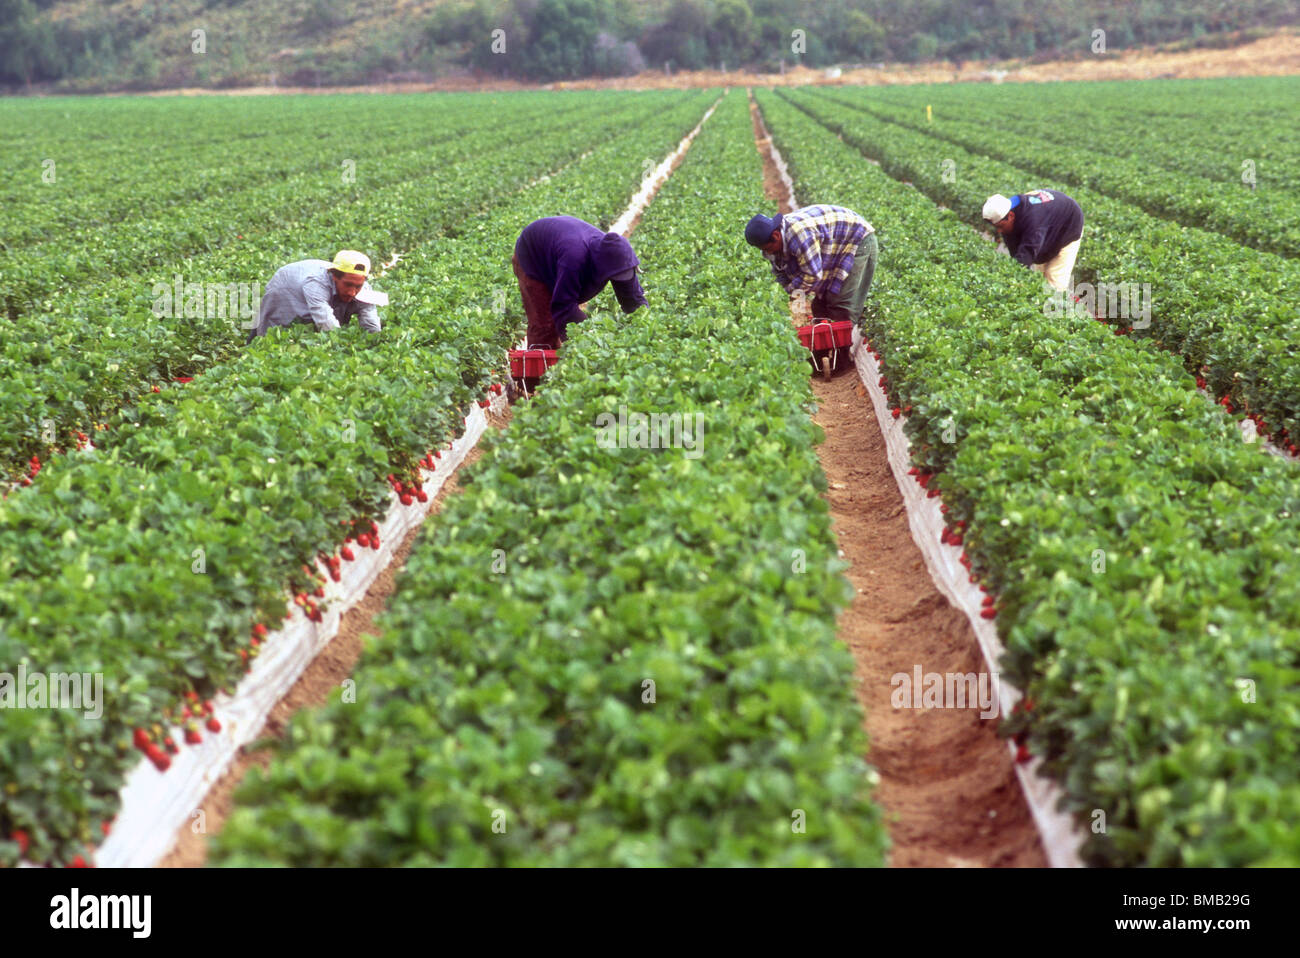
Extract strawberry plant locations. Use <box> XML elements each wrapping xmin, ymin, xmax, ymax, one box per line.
<box><xmin>213</xmin><ymin>93</ymin><xmax>888</xmax><ymax>867</ymax></box>
<box><xmin>758</xmin><ymin>88</ymin><xmax>1300</xmax><ymax>867</ymax></box>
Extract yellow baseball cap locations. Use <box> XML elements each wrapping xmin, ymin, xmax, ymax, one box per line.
<box><xmin>331</xmin><ymin>250</ymin><xmax>371</xmax><ymax>277</ymax></box>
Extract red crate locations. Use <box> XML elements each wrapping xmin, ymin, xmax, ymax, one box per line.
<box><xmin>796</xmin><ymin>320</ymin><xmax>853</xmax><ymax>351</ymax></box>
<box><xmin>508</xmin><ymin>349</ymin><xmax>558</xmax><ymax>379</ymax></box>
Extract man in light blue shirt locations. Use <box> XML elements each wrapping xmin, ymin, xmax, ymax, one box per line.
<box><xmin>248</xmin><ymin>250</ymin><xmax>388</xmax><ymax>341</ymax></box>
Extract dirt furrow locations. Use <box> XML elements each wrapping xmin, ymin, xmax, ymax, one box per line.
<box><xmin>750</xmin><ymin>90</ymin><xmax>1046</xmax><ymax>867</ymax></box>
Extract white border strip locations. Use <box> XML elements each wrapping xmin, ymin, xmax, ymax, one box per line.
<box><xmin>851</xmin><ymin>331</ymin><xmax>1086</xmax><ymax>868</ymax></box>
<box><xmin>95</xmin><ymin>389</ymin><xmax>509</xmax><ymax>868</ymax></box>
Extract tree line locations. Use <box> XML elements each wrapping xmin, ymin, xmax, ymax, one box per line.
<box><xmin>2</xmin><ymin>0</ymin><xmax>1295</xmax><ymax>87</ymax></box>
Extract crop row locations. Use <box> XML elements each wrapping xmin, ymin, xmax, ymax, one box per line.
<box><xmin>861</xmin><ymin>77</ymin><xmax>1300</xmax><ymax>197</ymax></box>
<box><xmin>814</xmin><ymin>85</ymin><xmax>1300</xmax><ymax>258</ymax></box>
<box><xmin>209</xmin><ymin>91</ymin><xmax>889</xmax><ymax>867</ymax></box>
<box><xmin>0</xmin><ymin>92</ymin><xmax>606</xmax><ymax>249</ymax></box>
<box><xmin>0</xmin><ymin>92</ymin><xmax>706</xmax><ymax>478</ymax></box>
<box><xmin>780</xmin><ymin>87</ymin><xmax>1300</xmax><ymax>454</ymax></box>
<box><xmin>756</xmin><ymin>88</ymin><xmax>1300</xmax><ymax>866</ymax></box>
<box><xmin>0</xmin><ymin>91</ymin><xmax>718</xmax><ymax>867</ymax></box>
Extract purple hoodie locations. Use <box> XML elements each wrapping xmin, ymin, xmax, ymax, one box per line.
<box><xmin>514</xmin><ymin>216</ymin><xmax>647</xmax><ymax>336</ymax></box>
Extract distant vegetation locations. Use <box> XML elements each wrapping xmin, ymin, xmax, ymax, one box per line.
<box><xmin>1</xmin><ymin>0</ymin><xmax>1296</xmax><ymax>90</ymax></box>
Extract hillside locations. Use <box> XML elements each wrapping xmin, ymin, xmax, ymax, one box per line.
<box><xmin>1</xmin><ymin>0</ymin><xmax>1296</xmax><ymax>91</ymax></box>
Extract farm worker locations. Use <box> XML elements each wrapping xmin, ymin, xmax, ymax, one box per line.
<box><xmin>513</xmin><ymin>216</ymin><xmax>647</xmax><ymax>347</ymax></box>
<box><xmin>247</xmin><ymin>250</ymin><xmax>388</xmax><ymax>342</ymax></box>
<box><xmin>982</xmin><ymin>190</ymin><xmax>1083</xmax><ymax>292</ymax></box>
<box><xmin>744</xmin><ymin>205</ymin><xmax>877</xmax><ymax>324</ymax></box>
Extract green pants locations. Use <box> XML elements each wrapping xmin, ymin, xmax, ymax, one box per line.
<box><xmin>812</xmin><ymin>232</ymin><xmax>877</xmax><ymax>325</ymax></box>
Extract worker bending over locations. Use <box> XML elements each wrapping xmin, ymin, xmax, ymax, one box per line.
<box><xmin>744</xmin><ymin>205</ymin><xmax>877</xmax><ymax>324</ymax></box>
<box><xmin>248</xmin><ymin>250</ymin><xmax>388</xmax><ymax>341</ymax></box>
<box><xmin>513</xmin><ymin>216</ymin><xmax>647</xmax><ymax>347</ymax></box>
<box><xmin>982</xmin><ymin>190</ymin><xmax>1083</xmax><ymax>292</ymax></box>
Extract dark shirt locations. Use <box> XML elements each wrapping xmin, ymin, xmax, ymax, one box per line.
<box><xmin>1005</xmin><ymin>190</ymin><xmax>1083</xmax><ymax>266</ymax></box>
<box><xmin>514</xmin><ymin>216</ymin><xmax>647</xmax><ymax>336</ymax></box>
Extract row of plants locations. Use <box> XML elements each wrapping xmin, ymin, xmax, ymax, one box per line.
<box><xmin>756</xmin><ymin>88</ymin><xmax>1300</xmax><ymax>866</ymax></box>
<box><xmin>814</xmin><ymin>83</ymin><xmax>1300</xmax><ymax>258</ymax></box>
<box><xmin>858</xmin><ymin>77</ymin><xmax>1300</xmax><ymax>197</ymax></box>
<box><xmin>2</xmin><ymin>93</ymin><xmax>647</xmax><ymax>315</ymax></box>
<box><xmin>209</xmin><ymin>91</ymin><xmax>889</xmax><ymax>867</ymax></box>
<box><xmin>0</xmin><ymin>92</ymin><xmax>609</xmax><ymax>250</ymax></box>
<box><xmin>0</xmin><ymin>91</ymin><xmax>720</xmax><ymax>867</ymax></box>
<box><xmin>1</xmin><ymin>91</ymin><xmax>707</xmax><ymax>478</ymax></box>
<box><xmin>779</xmin><ymin>87</ymin><xmax>1300</xmax><ymax>456</ymax></box>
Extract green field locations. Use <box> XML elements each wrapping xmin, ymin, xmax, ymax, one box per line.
<box><xmin>1</xmin><ymin>76</ymin><xmax>1298</xmax><ymax>868</ymax></box>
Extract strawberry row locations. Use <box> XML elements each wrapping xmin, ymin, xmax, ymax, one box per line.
<box><xmin>211</xmin><ymin>91</ymin><xmax>889</xmax><ymax>867</ymax></box>
<box><xmin>0</xmin><ymin>92</ymin><xmax>701</xmax><ymax>479</ymax></box>
<box><xmin>0</xmin><ymin>90</ymin><xmax>719</xmax><ymax>867</ymax></box>
<box><xmin>781</xmin><ymin>87</ymin><xmax>1300</xmax><ymax>454</ymax></box>
<box><xmin>860</xmin><ymin>77</ymin><xmax>1300</xmax><ymax>198</ymax></box>
<box><xmin>756</xmin><ymin>88</ymin><xmax>1300</xmax><ymax>866</ymax></box>
<box><xmin>811</xmin><ymin>84</ymin><xmax>1300</xmax><ymax>258</ymax></box>
<box><xmin>0</xmin><ymin>92</ymin><xmax>607</xmax><ymax>251</ymax></box>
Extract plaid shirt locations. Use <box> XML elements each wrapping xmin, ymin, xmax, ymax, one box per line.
<box><xmin>764</xmin><ymin>205</ymin><xmax>871</xmax><ymax>297</ymax></box>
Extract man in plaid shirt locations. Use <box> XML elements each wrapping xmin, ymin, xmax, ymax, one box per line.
<box><xmin>744</xmin><ymin>205</ymin><xmax>877</xmax><ymax>324</ymax></box>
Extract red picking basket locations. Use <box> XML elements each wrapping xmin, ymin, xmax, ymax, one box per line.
<box><xmin>795</xmin><ymin>320</ymin><xmax>854</xmax><ymax>351</ymax></box>
<box><xmin>508</xmin><ymin>348</ymin><xmax>558</xmax><ymax>379</ymax></box>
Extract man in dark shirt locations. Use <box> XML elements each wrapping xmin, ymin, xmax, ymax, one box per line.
<box><xmin>512</xmin><ymin>216</ymin><xmax>648</xmax><ymax>347</ymax></box>
<box><xmin>982</xmin><ymin>190</ymin><xmax>1083</xmax><ymax>292</ymax></box>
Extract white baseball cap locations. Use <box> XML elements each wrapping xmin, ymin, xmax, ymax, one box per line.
<box><xmin>982</xmin><ymin>194</ymin><xmax>1013</xmax><ymax>223</ymax></box>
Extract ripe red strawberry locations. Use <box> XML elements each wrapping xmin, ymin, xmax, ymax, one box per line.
<box><xmin>206</xmin><ymin>717</ymin><xmax>221</xmax><ymax>733</ymax></box>
<box><xmin>370</xmin><ymin>536</ymin><xmax>381</xmax><ymax>550</ymax></box>
<box><xmin>238</xmin><ymin>648</ymin><xmax>248</xmax><ymax>663</ymax></box>
<box><xmin>939</xmin><ymin>503</ymin><xmax>949</xmax><ymax>514</ymax></box>
<box><xmin>926</xmin><ymin>488</ymin><xmax>940</xmax><ymax>498</ymax></box>
<box><xmin>907</xmin><ymin>467</ymin><xmax>919</xmax><ymax>476</ymax></box>
<box><xmin>415</xmin><ymin>489</ymin><xmax>428</xmax><ymax>503</ymax></box>
<box><xmin>145</xmin><ymin>744</ymin><xmax>170</xmax><ymax>771</ymax></box>
<box><xmin>1015</xmin><ymin>744</ymin><xmax>1031</xmax><ymax>764</ymax></box>
<box><xmin>185</xmin><ymin>725</ymin><xmax>202</xmax><ymax>745</ymax></box>
<box><xmin>478</xmin><ymin>399</ymin><xmax>490</xmax><ymax>408</ymax></box>
<box><xmin>980</xmin><ymin>607</ymin><xmax>996</xmax><ymax>619</ymax></box>
<box><xmin>314</xmin><ymin>586</ymin><xmax>325</xmax><ymax>598</ymax></box>
<box><xmin>203</xmin><ymin>700</ymin><xmax>215</xmax><ymax>715</ymax></box>
<box><xmin>370</xmin><ymin>521</ymin><xmax>379</xmax><ymax>535</ymax></box>
<box><xmin>329</xmin><ymin>568</ymin><xmax>341</xmax><ymax>582</ymax></box>
<box><xmin>981</xmin><ymin>594</ymin><xmax>995</xmax><ymax>607</ymax></box>
<box><xmin>400</xmin><ymin>493</ymin><xmax>414</xmax><ymax>506</ymax></box>
<box><xmin>1023</xmin><ymin>698</ymin><xmax>1035</xmax><ymax>712</ymax></box>
<box><xmin>890</xmin><ymin>407</ymin><xmax>900</xmax><ymax>419</ymax></box>
<box><xmin>940</xmin><ymin>528</ymin><xmax>952</xmax><ymax>545</ymax></box>
<box><xmin>950</xmin><ymin>534</ymin><xmax>963</xmax><ymax>546</ymax></box>
<box><xmin>184</xmin><ymin>690</ymin><xmax>198</xmax><ymax>701</ymax></box>
<box><xmin>917</xmin><ymin>474</ymin><xmax>930</xmax><ymax>488</ymax></box>
<box><xmin>18</xmin><ymin>476</ymin><xmax>31</xmax><ymax>486</ymax></box>
<box><xmin>101</xmin><ymin>820</ymin><xmax>112</xmax><ymax>837</ymax></box>
<box><xmin>253</xmin><ymin>623</ymin><xmax>268</xmax><ymax>638</ymax></box>
<box><xmin>340</xmin><ymin>546</ymin><xmax>355</xmax><ymax>561</ymax></box>
<box><xmin>13</xmin><ymin>830</ymin><xmax>28</xmax><ymax>856</ymax></box>
<box><xmin>151</xmin><ymin>385</ymin><xmax>161</xmax><ymax>393</ymax></box>
<box><xmin>357</xmin><ymin>533</ymin><xmax>371</xmax><ymax>548</ymax></box>
<box><xmin>133</xmin><ymin>728</ymin><xmax>151</xmax><ymax>749</ymax></box>
<box><xmin>69</xmin><ymin>854</ymin><xmax>89</xmax><ymax>868</ymax></box>
<box><xmin>181</xmin><ymin>704</ymin><xmax>192</xmax><ymax>719</ymax></box>
<box><xmin>294</xmin><ymin>592</ymin><xmax>308</xmax><ymax>607</ymax></box>
<box><xmin>163</xmin><ymin>736</ymin><xmax>178</xmax><ymax>754</ymax></box>
<box><xmin>434</xmin><ymin>450</ymin><xmax>442</xmax><ymax>459</ymax></box>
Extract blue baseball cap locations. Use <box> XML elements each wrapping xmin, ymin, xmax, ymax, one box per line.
<box><xmin>745</xmin><ymin>214</ymin><xmax>782</xmax><ymax>247</ymax></box>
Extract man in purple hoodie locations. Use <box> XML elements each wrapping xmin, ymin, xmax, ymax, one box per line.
<box><xmin>513</xmin><ymin>216</ymin><xmax>648</xmax><ymax>347</ymax></box>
